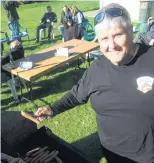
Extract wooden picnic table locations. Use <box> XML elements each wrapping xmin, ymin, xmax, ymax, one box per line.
<box><xmin>3</xmin><ymin>39</ymin><xmax>99</xmax><ymax>82</ymax></box>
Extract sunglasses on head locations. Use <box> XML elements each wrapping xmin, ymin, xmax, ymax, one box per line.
<box><xmin>94</xmin><ymin>8</ymin><xmax>123</xmax><ymax>26</ymax></box>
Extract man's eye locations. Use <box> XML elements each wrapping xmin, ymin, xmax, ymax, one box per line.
<box><xmin>102</xmin><ymin>37</ymin><xmax>108</xmax><ymax>41</ymax></box>
<box><xmin>115</xmin><ymin>33</ymin><xmax>123</xmax><ymax>37</ymax></box>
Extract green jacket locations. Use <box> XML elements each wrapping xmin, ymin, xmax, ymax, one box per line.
<box><xmin>2</xmin><ymin>1</ymin><xmax>19</xmax><ymax>21</ymax></box>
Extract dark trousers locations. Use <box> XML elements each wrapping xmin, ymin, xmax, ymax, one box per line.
<box><xmin>1</xmin><ymin>47</ymin><xmax>24</xmax><ymax>82</ymax></box>
<box><xmin>102</xmin><ymin>146</ymin><xmax>137</xmax><ymax>163</ymax></box>
<box><xmin>36</xmin><ymin>23</ymin><xmax>52</xmax><ymax>41</ymax></box>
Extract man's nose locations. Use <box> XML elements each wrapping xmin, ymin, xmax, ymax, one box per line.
<box><xmin>108</xmin><ymin>37</ymin><xmax>117</xmax><ymax>50</ymax></box>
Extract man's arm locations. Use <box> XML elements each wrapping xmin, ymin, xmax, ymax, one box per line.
<box><xmin>51</xmin><ymin>68</ymin><xmax>92</xmax><ymax>115</ymax></box>
<box><xmin>41</xmin><ymin>13</ymin><xmax>47</xmax><ymax>23</ymax></box>
<box><xmin>35</xmin><ymin>68</ymin><xmax>93</xmax><ymax>120</ymax></box>
<box><xmin>52</xmin><ymin>13</ymin><xmax>57</xmax><ymax>23</ymax></box>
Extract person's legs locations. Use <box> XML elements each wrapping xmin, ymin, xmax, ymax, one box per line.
<box><xmin>46</xmin><ymin>23</ymin><xmax>52</xmax><ymax>40</ymax></box>
<box><xmin>36</xmin><ymin>24</ymin><xmax>46</xmax><ymax>42</ymax></box>
<box><xmin>58</xmin><ymin>25</ymin><xmax>64</xmax><ymax>37</ymax></box>
<box><xmin>8</xmin><ymin>20</ymin><xmax>20</xmax><ymax>40</ymax></box>
<box><xmin>101</xmin><ymin>146</ymin><xmax>137</xmax><ymax>163</ymax></box>
<box><xmin>14</xmin><ymin>20</ymin><xmax>21</xmax><ymax>41</ymax></box>
<box><xmin>8</xmin><ymin>21</ymin><xmax>14</xmax><ymax>40</ymax></box>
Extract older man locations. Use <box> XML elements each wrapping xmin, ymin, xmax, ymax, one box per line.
<box><xmin>36</xmin><ymin>6</ymin><xmax>57</xmax><ymax>43</ymax></box>
<box><xmin>35</xmin><ymin>3</ymin><xmax>154</xmax><ymax>163</ymax></box>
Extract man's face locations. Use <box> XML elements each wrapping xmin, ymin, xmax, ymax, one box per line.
<box><xmin>96</xmin><ymin>24</ymin><xmax>133</xmax><ymax>65</ymax></box>
<box><xmin>47</xmin><ymin>7</ymin><xmax>52</xmax><ymax>12</ymax></box>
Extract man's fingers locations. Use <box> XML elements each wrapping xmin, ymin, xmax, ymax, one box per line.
<box><xmin>35</xmin><ymin>108</ymin><xmax>46</xmax><ymax>116</ymax></box>
<box><xmin>37</xmin><ymin>116</ymin><xmax>47</xmax><ymax>122</ymax></box>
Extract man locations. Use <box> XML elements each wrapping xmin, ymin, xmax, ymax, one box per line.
<box><xmin>58</xmin><ymin>5</ymin><xmax>71</xmax><ymax>38</ymax></box>
<box><xmin>35</xmin><ymin>3</ymin><xmax>154</xmax><ymax>163</ymax></box>
<box><xmin>1</xmin><ymin>40</ymin><xmax>24</xmax><ymax>101</ymax></box>
<box><xmin>134</xmin><ymin>17</ymin><xmax>154</xmax><ymax>46</ymax></box>
<box><xmin>2</xmin><ymin>1</ymin><xmax>20</xmax><ymax>40</ymax></box>
<box><xmin>36</xmin><ymin>6</ymin><xmax>57</xmax><ymax>43</ymax></box>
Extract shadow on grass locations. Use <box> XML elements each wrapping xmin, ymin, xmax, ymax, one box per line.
<box><xmin>23</xmin><ymin>45</ymin><xmax>40</xmax><ymax>51</ymax></box>
<box><xmin>27</xmin><ymin>67</ymin><xmax>84</xmax><ymax>100</ymax></box>
<box><xmin>1</xmin><ymin>63</ymin><xmax>86</xmax><ymax>110</ymax></box>
<box><xmin>71</xmin><ymin>132</ymin><xmax>103</xmax><ymax>163</ymax></box>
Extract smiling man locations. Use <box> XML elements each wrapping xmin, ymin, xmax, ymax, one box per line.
<box><xmin>35</xmin><ymin>3</ymin><xmax>154</xmax><ymax>163</ymax></box>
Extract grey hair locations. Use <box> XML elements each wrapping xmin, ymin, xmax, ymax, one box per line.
<box><xmin>95</xmin><ymin>3</ymin><xmax>132</xmax><ymax>29</ymax></box>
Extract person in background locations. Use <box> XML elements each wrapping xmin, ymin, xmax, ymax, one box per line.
<box><xmin>1</xmin><ymin>40</ymin><xmax>24</xmax><ymax>101</ymax></box>
<box><xmin>35</xmin><ymin>3</ymin><xmax>154</xmax><ymax>163</ymax></box>
<box><xmin>134</xmin><ymin>16</ymin><xmax>154</xmax><ymax>46</ymax></box>
<box><xmin>70</xmin><ymin>5</ymin><xmax>85</xmax><ymax>25</ymax></box>
<box><xmin>36</xmin><ymin>6</ymin><xmax>57</xmax><ymax>43</ymax></box>
<box><xmin>58</xmin><ymin>5</ymin><xmax>71</xmax><ymax>38</ymax></box>
<box><xmin>2</xmin><ymin>1</ymin><xmax>20</xmax><ymax>40</ymax></box>
<box><xmin>63</xmin><ymin>18</ymin><xmax>84</xmax><ymax>42</ymax></box>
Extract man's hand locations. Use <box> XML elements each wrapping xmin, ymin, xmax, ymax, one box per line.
<box><xmin>35</xmin><ymin>107</ymin><xmax>53</xmax><ymax>121</ymax></box>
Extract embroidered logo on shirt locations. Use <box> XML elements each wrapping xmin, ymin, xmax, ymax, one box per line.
<box><xmin>136</xmin><ymin>76</ymin><xmax>154</xmax><ymax>93</ymax></box>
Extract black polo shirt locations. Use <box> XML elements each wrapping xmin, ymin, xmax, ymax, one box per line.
<box><xmin>51</xmin><ymin>44</ymin><xmax>154</xmax><ymax>163</ymax></box>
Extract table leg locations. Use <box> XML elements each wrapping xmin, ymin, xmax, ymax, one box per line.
<box><xmin>19</xmin><ymin>78</ymin><xmax>33</xmax><ymax>100</ymax></box>
<box><xmin>6</xmin><ymin>74</ymin><xmax>19</xmax><ymax>101</ymax></box>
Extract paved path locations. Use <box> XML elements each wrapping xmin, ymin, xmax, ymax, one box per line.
<box><xmin>83</xmin><ymin>10</ymin><xmax>99</xmax><ymax>18</ymax></box>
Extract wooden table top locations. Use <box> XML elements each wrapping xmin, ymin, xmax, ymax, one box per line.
<box><xmin>3</xmin><ymin>39</ymin><xmax>99</xmax><ymax>81</ymax></box>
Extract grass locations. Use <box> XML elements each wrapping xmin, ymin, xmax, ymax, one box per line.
<box><xmin>1</xmin><ymin>1</ymin><xmax>107</xmax><ymax>163</ymax></box>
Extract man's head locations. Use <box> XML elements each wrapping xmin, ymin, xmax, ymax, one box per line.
<box><xmin>47</xmin><ymin>6</ymin><xmax>52</xmax><ymax>13</ymax></box>
<box><xmin>95</xmin><ymin>3</ymin><xmax>134</xmax><ymax>65</ymax></box>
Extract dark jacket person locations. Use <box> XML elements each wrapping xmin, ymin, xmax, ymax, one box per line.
<box><xmin>35</xmin><ymin>3</ymin><xmax>154</xmax><ymax>163</ymax></box>
<box><xmin>36</xmin><ymin>6</ymin><xmax>57</xmax><ymax>43</ymax></box>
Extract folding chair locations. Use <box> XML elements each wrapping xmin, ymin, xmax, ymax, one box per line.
<box><xmin>18</xmin><ymin>24</ymin><xmax>30</xmax><ymax>42</ymax></box>
<box><xmin>1</xmin><ymin>31</ymin><xmax>9</xmax><ymax>56</ymax></box>
<box><xmin>79</xmin><ymin>22</ymin><xmax>96</xmax><ymax>41</ymax></box>
<box><xmin>0</xmin><ymin>31</ymin><xmax>9</xmax><ymax>43</ymax></box>
<box><xmin>133</xmin><ymin>21</ymin><xmax>148</xmax><ymax>38</ymax></box>
<box><xmin>39</xmin><ymin>22</ymin><xmax>55</xmax><ymax>41</ymax></box>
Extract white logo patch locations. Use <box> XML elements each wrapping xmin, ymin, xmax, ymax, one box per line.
<box><xmin>136</xmin><ymin>76</ymin><xmax>154</xmax><ymax>93</ymax></box>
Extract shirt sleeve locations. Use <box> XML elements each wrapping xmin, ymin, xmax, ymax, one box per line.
<box><xmin>41</xmin><ymin>13</ymin><xmax>46</xmax><ymax>23</ymax></box>
<box><xmin>50</xmin><ymin>68</ymin><xmax>93</xmax><ymax>116</ymax></box>
<box><xmin>77</xmin><ymin>12</ymin><xmax>83</xmax><ymax>24</ymax></box>
<box><xmin>52</xmin><ymin>13</ymin><xmax>57</xmax><ymax>23</ymax></box>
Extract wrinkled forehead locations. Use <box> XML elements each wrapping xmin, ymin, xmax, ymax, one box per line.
<box><xmin>95</xmin><ymin>23</ymin><xmax>128</xmax><ymax>39</ymax></box>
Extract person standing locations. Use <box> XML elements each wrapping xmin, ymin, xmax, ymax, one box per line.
<box><xmin>36</xmin><ymin>6</ymin><xmax>57</xmax><ymax>43</ymax></box>
<box><xmin>58</xmin><ymin>5</ymin><xmax>71</xmax><ymax>38</ymax></box>
<box><xmin>2</xmin><ymin>1</ymin><xmax>20</xmax><ymax>40</ymax></box>
<box><xmin>70</xmin><ymin>5</ymin><xmax>85</xmax><ymax>25</ymax></box>
<box><xmin>35</xmin><ymin>3</ymin><xmax>154</xmax><ymax>163</ymax></box>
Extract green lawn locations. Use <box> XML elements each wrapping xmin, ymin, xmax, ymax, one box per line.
<box><xmin>1</xmin><ymin>1</ymin><xmax>107</xmax><ymax>163</ymax></box>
